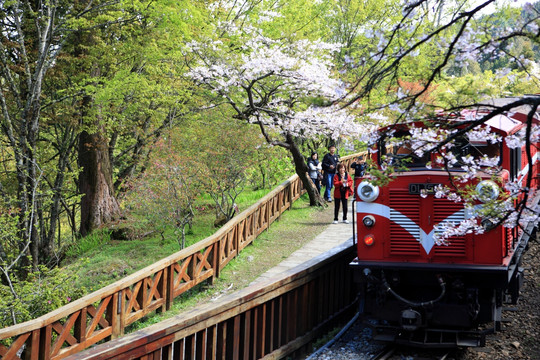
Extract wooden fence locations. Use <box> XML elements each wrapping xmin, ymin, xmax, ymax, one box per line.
<box><xmin>0</xmin><ymin>154</ymin><xmax>359</xmax><ymax>360</ymax></box>
<box><xmin>65</xmin><ymin>241</ymin><xmax>358</xmax><ymax>360</ymax></box>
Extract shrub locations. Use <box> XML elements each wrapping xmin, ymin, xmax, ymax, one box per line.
<box><xmin>0</xmin><ymin>265</ymin><xmax>87</xmax><ymax>330</ymax></box>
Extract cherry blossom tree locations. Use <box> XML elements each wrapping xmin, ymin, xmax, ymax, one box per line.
<box><xmin>347</xmin><ymin>0</ymin><xmax>540</xmax><ymax>239</ymax></box>
<box><xmin>186</xmin><ymin>20</ymin><xmax>363</xmax><ymax>205</ymax></box>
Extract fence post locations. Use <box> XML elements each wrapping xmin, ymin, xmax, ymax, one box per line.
<box><xmin>158</xmin><ymin>268</ymin><xmax>168</xmax><ymax>313</ymax></box>
<box><xmin>38</xmin><ymin>324</ymin><xmax>52</xmax><ymax>360</ymax></box>
<box><xmin>212</xmin><ymin>240</ymin><xmax>221</xmax><ymax>283</ymax></box>
<box><xmin>234</xmin><ymin>225</ymin><xmax>239</xmax><ymax>258</ymax></box>
<box><xmin>74</xmin><ymin>308</ymin><xmax>87</xmax><ymax>348</ymax></box>
<box><xmin>108</xmin><ymin>291</ymin><xmax>124</xmax><ymax>339</ymax></box>
<box><xmin>24</xmin><ymin>329</ymin><xmax>41</xmax><ymax>360</ymax></box>
<box><xmin>166</xmin><ymin>264</ymin><xmax>175</xmax><ymax>310</ymax></box>
<box><xmin>265</xmin><ymin>202</ymin><xmax>270</xmax><ymax>231</ymax></box>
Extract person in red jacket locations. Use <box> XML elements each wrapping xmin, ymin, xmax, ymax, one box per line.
<box><xmin>332</xmin><ymin>163</ymin><xmax>353</xmax><ymax>224</ymax></box>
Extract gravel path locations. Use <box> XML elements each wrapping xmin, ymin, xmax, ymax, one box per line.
<box><xmin>462</xmin><ymin>232</ymin><xmax>540</xmax><ymax>360</ymax></box>
<box><xmin>307</xmin><ymin>321</ymin><xmax>385</xmax><ymax>360</ymax></box>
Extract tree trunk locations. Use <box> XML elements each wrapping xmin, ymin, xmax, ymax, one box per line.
<box><xmin>78</xmin><ymin>129</ymin><xmax>121</xmax><ymax>236</ymax></box>
<box><xmin>286</xmin><ymin>133</ymin><xmax>326</xmax><ymax>207</ymax></box>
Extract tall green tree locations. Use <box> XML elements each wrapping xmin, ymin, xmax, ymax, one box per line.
<box><xmin>0</xmin><ymin>0</ymin><xmax>126</xmax><ymax>269</ymax></box>
<box><xmin>70</xmin><ymin>0</ymin><xmax>206</xmax><ymax>235</ymax></box>
<box><xmin>0</xmin><ymin>0</ymin><xmax>207</xmax><ymax>269</ymax></box>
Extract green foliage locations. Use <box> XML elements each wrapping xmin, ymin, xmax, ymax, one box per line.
<box><xmin>246</xmin><ymin>144</ymin><xmax>295</xmax><ymax>190</ymax></box>
<box><xmin>0</xmin><ymin>205</ymin><xmax>87</xmax><ymax>331</ymax></box>
<box><xmin>64</xmin><ymin>230</ymin><xmax>112</xmax><ymax>259</ymax></box>
<box><xmin>182</xmin><ymin>115</ymin><xmax>262</xmax><ymax>220</ymax></box>
<box><xmin>124</xmin><ymin>136</ymin><xmax>203</xmax><ymax>249</ymax></box>
<box><xmin>0</xmin><ymin>205</ymin><xmax>21</xmax><ymax>264</ymax></box>
<box><xmin>0</xmin><ymin>266</ymin><xmax>86</xmax><ymax>330</ymax></box>
<box><xmin>259</xmin><ymin>0</ymin><xmax>331</xmax><ymax>40</ymax></box>
<box><xmin>434</xmin><ymin>70</ymin><xmax>540</xmax><ymax>108</ymax></box>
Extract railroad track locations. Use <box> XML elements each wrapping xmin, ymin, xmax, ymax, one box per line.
<box><xmin>370</xmin><ymin>345</ymin><xmax>456</xmax><ymax>360</ymax></box>
<box><xmin>306</xmin><ymin>316</ymin><xmax>462</xmax><ymax>360</ymax></box>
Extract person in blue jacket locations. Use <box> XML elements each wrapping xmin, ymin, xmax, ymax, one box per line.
<box><xmin>350</xmin><ymin>155</ymin><xmax>367</xmax><ymax>178</ymax></box>
<box><xmin>322</xmin><ymin>145</ymin><xmax>339</xmax><ymax>202</ymax></box>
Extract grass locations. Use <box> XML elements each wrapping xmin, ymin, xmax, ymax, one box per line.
<box><xmin>126</xmin><ymin>193</ymin><xmax>334</xmax><ymax>332</ymax></box>
<box><xmin>65</xmin><ymin>212</ymin><xmax>254</xmax><ymax>293</ymax></box>
<box><xmin>65</xmin><ymin>185</ymin><xmax>280</xmax><ymax>289</ymax></box>
<box><xmin>63</xmin><ymin>184</ymin><xmax>326</xmax><ymax>295</ymax></box>
<box><xmin>65</xmin><ymin>212</ymin><xmax>219</xmax><ymax>292</ymax></box>
<box><xmin>64</xmin><ymin>229</ymin><xmax>112</xmax><ymax>259</ymax></box>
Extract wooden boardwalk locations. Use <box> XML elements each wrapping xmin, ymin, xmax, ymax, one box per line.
<box><xmin>253</xmin><ymin>205</ymin><xmax>355</xmax><ymax>284</ymax></box>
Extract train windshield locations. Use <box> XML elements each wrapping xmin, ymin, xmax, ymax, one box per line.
<box><xmin>448</xmin><ymin>137</ymin><xmax>501</xmax><ymax>167</ymax></box>
<box><xmin>378</xmin><ymin>131</ymin><xmax>431</xmax><ymax>169</ymax></box>
<box><xmin>378</xmin><ymin>131</ymin><xmax>502</xmax><ymax>169</ymax></box>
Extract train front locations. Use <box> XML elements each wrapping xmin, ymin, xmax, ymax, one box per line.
<box><xmin>350</xmin><ymin>119</ymin><xmax>532</xmax><ymax>348</ymax></box>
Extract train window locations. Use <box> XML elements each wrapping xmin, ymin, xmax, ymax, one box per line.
<box><xmin>449</xmin><ymin>137</ymin><xmax>501</xmax><ymax>168</ymax></box>
<box><xmin>378</xmin><ymin>132</ymin><xmax>501</xmax><ymax>170</ymax></box>
<box><xmin>510</xmin><ymin>148</ymin><xmax>521</xmax><ymax>180</ymax></box>
<box><xmin>379</xmin><ymin>132</ymin><xmax>431</xmax><ymax>168</ymax></box>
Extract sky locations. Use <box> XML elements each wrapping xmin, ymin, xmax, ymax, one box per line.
<box><xmin>477</xmin><ymin>0</ymin><xmax>533</xmax><ymax>14</ymax></box>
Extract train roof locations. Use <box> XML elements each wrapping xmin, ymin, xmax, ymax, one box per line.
<box><xmin>381</xmin><ymin>96</ymin><xmax>539</xmax><ymax>136</ymax></box>
<box><xmin>464</xmin><ymin>96</ymin><xmax>540</xmax><ymax>134</ymax></box>
<box><xmin>472</xmin><ymin>113</ymin><xmax>522</xmax><ymax>134</ymax></box>
<box><xmin>478</xmin><ymin>96</ymin><xmax>540</xmax><ymax>126</ymax></box>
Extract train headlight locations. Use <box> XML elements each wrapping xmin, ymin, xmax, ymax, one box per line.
<box><xmin>357</xmin><ymin>181</ymin><xmax>379</xmax><ymax>202</ymax></box>
<box><xmin>476</xmin><ymin>180</ymin><xmax>499</xmax><ymax>203</ymax></box>
<box><xmin>362</xmin><ymin>215</ymin><xmax>376</xmax><ymax>227</ymax></box>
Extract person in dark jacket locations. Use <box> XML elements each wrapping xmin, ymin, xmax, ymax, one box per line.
<box><xmin>322</xmin><ymin>145</ymin><xmax>339</xmax><ymax>202</ymax></box>
<box><xmin>307</xmin><ymin>151</ymin><xmax>323</xmax><ymax>194</ymax></box>
<box><xmin>350</xmin><ymin>155</ymin><xmax>367</xmax><ymax>178</ymax></box>
<box><xmin>332</xmin><ymin>163</ymin><xmax>353</xmax><ymax>224</ymax></box>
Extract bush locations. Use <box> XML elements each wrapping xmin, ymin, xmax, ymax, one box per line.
<box><xmin>0</xmin><ymin>265</ymin><xmax>87</xmax><ymax>331</ymax></box>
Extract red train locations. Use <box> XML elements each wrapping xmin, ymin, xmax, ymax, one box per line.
<box><xmin>350</xmin><ymin>97</ymin><xmax>540</xmax><ymax>347</ymax></box>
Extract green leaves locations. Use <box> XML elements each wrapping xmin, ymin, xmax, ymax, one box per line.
<box><xmin>0</xmin><ymin>266</ymin><xmax>86</xmax><ymax>329</ymax></box>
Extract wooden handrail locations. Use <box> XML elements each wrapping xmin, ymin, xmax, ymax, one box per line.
<box><xmin>65</xmin><ymin>241</ymin><xmax>358</xmax><ymax>360</ymax></box>
<box><xmin>0</xmin><ymin>153</ymin><xmax>361</xmax><ymax>360</ymax></box>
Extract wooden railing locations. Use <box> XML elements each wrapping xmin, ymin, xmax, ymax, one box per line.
<box><xmin>0</xmin><ymin>153</ymin><xmax>360</xmax><ymax>360</ymax></box>
<box><xmin>65</xmin><ymin>241</ymin><xmax>358</xmax><ymax>360</ymax></box>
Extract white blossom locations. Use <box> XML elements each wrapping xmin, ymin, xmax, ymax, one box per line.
<box><xmin>186</xmin><ymin>26</ymin><xmax>361</xmax><ymax>144</ymax></box>
<box><xmin>477</xmin><ymin>155</ymin><xmax>500</xmax><ymax>167</ymax></box>
<box><xmin>434</xmin><ymin>218</ymin><xmax>484</xmax><ymax>244</ymax></box>
<box><xmin>505</xmin><ymin>133</ymin><xmax>526</xmax><ymax>149</ymax></box>
<box><xmin>467</xmin><ymin>126</ymin><xmax>501</xmax><ymax>144</ymax></box>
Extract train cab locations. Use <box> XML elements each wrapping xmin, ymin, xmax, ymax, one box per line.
<box><xmin>350</xmin><ymin>97</ymin><xmax>540</xmax><ymax>347</ymax></box>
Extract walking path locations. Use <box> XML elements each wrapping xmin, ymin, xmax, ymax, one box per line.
<box><xmin>252</xmin><ymin>206</ymin><xmax>355</xmax><ymax>284</ymax></box>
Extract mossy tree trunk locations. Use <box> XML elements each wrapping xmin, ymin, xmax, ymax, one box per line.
<box><xmin>286</xmin><ymin>134</ymin><xmax>326</xmax><ymax>207</ymax></box>
<box><xmin>78</xmin><ymin>129</ymin><xmax>121</xmax><ymax>236</ymax></box>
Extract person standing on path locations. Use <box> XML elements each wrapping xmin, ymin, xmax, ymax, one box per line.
<box><xmin>307</xmin><ymin>151</ymin><xmax>323</xmax><ymax>194</ymax></box>
<box><xmin>350</xmin><ymin>155</ymin><xmax>367</xmax><ymax>179</ymax></box>
<box><xmin>332</xmin><ymin>163</ymin><xmax>353</xmax><ymax>224</ymax></box>
<box><xmin>322</xmin><ymin>145</ymin><xmax>339</xmax><ymax>202</ymax></box>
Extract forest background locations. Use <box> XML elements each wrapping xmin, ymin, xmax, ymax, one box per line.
<box><xmin>0</xmin><ymin>0</ymin><xmax>539</xmax><ymax>329</ymax></box>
